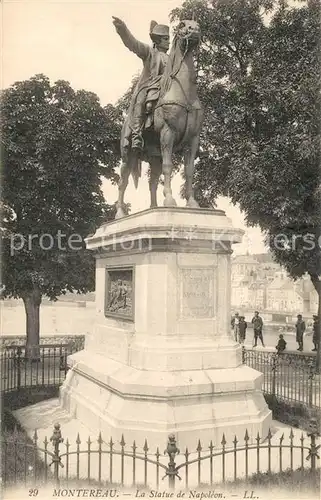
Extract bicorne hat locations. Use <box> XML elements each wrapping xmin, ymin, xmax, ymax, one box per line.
<box><xmin>150</xmin><ymin>21</ymin><xmax>169</xmax><ymax>42</ymax></box>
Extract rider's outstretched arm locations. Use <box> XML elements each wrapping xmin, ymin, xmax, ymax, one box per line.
<box><xmin>112</xmin><ymin>17</ymin><xmax>150</xmax><ymax>61</ymax></box>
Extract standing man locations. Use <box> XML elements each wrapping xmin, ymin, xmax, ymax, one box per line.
<box><xmin>112</xmin><ymin>16</ymin><xmax>170</xmax><ymax>155</ymax></box>
<box><xmin>295</xmin><ymin>314</ymin><xmax>306</xmax><ymax>351</ymax></box>
<box><xmin>252</xmin><ymin>311</ymin><xmax>265</xmax><ymax>347</ymax></box>
<box><xmin>312</xmin><ymin>315</ymin><xmax>319</xmax><ymax>352</ymax></box>
<box><xmin>231</xmin><ymin>312</ymin><xmax>240</xmax><ymax>342</ymax></box>
<box><xmin>239</xmin><ymin>316</ymin><xmax>247</xmax><ymax>345</ymax></box>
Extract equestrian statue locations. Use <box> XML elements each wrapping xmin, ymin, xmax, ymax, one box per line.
<box><xmin>112</xmin><ymin>16</ymin><xmax>203</xmax><ymax>219</ymax></box>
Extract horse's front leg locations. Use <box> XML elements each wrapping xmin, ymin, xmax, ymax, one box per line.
<box><xmin>184</xmin><ymin>134</ymin><xmax>200</xmax><ymax>209</ymax></box>
<box><xmin>115</xmin><ymin>160</ymin><xmax>130</xmax><ymax>219</ymax></box>
<box><xmin>149</xmin><ymin>156</ymin><xmax>162</xmax><ymax>208</ymax></box>
<box><xmin>160</xmin><ymin>125</ymin><xmax>177</xmax><ymax>207</ymax></box>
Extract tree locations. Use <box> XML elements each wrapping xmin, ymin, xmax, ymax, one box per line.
<box><xmin>1</xmin><ymin>74</ymin><xmax>121</xmax><ymax>354</ymax></box>
<box><xmin>171</xmin><ymin>0</ymin><xmax>320</xmax><ymax>362</ymax></box>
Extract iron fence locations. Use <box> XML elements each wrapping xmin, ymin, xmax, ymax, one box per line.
<box><xmin>0</xmin><ymin>343</ymin><xmax>80</xmax><ymax>393</ymax></box>
<box><xmin>242</xmin><ymin>348</ymin><xmax>320</xmax><ymax>409</ymax></box>
<box><xmin>1</xmin><ymin>344</ymin><xmax>320</xmax><ymax>411</ymax></box>
<box><xmin>1</xmin><ymin>422</ymin><xmax>320</xmax><ymax>489</ymax></box>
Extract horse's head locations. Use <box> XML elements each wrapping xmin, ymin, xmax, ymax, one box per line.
<box><xmin>176</xmin><ymin>19</ymin><xmax>201</xmax><ymax>50</ymax></box>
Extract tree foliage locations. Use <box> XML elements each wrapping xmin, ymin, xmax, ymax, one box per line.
<box><xmin>171</xmin><ymin>0</ymin><xmax>320</xmax><ymax>301</ymax></box>
<box><xmin>1</xmin><ymin>74</ymin><xmax>121</xmax><ymax>347</ymax></box>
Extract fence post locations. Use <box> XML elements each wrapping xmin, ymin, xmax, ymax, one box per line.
<box><xmin>308</xmin><ymin>362</ymin><xmax>315</xmax><ymax>408</ymax></box>
<box><xmin>59</xmin><ymin>346</ymin><xmax>64</xmax><ymax>370</ymax></box>
<box><xmin>306</xmin><ymin>418</ymin><xmax>320</xmax><ymax>471</ymax></box>
<box><xmin>242</xmin><ymin>345</ymin><xmax>246</xmax><ymax>364</ymax></box>
<box><xmin>16</xmin><ymin>346</ymin><xmax>22</xmax><ymax>391</ymax></box>
<box><xmin>165</xmin><ymin>434</ymin><xmax>180</xmax><ymax>489</ymax></box>
<box><xmin>271</xmin><ymin>353</ymin><xmax>277</xmax><ymax>397</ymax></box>
<box><xmin>50</xmin><ymin>423</ymin><xmax>64</xmax><ymax>486</ymax></box>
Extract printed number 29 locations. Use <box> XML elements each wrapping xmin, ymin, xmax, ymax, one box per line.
<box><xmin>29</xmin><ymin>489</ymin><xmax>39</xmax><ymax>496</ymax></box>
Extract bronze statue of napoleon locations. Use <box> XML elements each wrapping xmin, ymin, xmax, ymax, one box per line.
<box><xmin>112</xmin><ymin>16</ymin><xmax>204</xmax><ymax>219</ymax></box>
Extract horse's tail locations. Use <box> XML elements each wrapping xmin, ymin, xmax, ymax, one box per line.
<box><xmin>131</xmin><ymin>157</ymin><xmax>142</xmax><ymax>189</ymax></box>
<box><xmin>121</xmin><ymin>147</ymin><xmax>142</xmax><ymax>189</ymax></box>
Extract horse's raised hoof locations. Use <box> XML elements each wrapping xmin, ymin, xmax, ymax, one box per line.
<box><xmin>163</xmin><ymin>195</ymin><xmax>177</xmax><ymax>208</ymax></box>
<box><xmin>186</xmin><ymin>197</ymin><xmax>200</xmax><ymax>209</ymax></box>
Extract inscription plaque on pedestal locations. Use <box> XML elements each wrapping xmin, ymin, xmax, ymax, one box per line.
<box><xmin>180</xmin><ymin>268</ymin><xmax>214</xmax><ymax>318</ymax></box>
<box><xmin>105</xmin><ymin>267</ymin><xmax>134</xmax><ymax>320</ymax></box>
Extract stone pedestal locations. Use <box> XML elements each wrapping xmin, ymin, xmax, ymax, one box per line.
<box><xmin>60</xmin><ymin>208</ymin><xmax>271</xmax><ymax>450</ymax></box>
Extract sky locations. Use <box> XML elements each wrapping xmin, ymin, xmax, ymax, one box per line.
<box><xmin>1</xmin><ymin>0</ymin><xmax>267</xmax><ymax>254</ymax></box>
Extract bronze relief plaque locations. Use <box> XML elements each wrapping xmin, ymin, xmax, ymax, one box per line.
<box><xmin>105</xmin><ymin>267</ymin><xmax>134</xmax><ymax>320</ymax></box>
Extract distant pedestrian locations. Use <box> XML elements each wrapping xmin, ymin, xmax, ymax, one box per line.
<box><xmin>276</xmin><ymin>334</ymin><xmax>287</xmax><ymax>354</ymax></box>
<box><xmin>252</xmin><ymin>311</ymin><xmax>265</xmax><ymax>347</ymax></box>
<box><xmin>295</xmin><ymin>314</ymin><xmax>305</xmax><ymax>351</ymax></box>
<box><xmin>239</xmin><ymin>316</ymin><xmax>247</xmax><ymax>344</ymax></box>
<box><xmin>312</xmin><ymin>315</ymin><xmax>320</xmax><ymax>352</ymax></box>
<box><xmin>231</xmin><ymin>312</ymin><xmax>240</xmax><ymax>342</ymax></box>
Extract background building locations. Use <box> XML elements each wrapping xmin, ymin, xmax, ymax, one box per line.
<box><xmin>231</xmin><ymin>254</ymin><xmax>318</xmax><ymax>318</ymax></box>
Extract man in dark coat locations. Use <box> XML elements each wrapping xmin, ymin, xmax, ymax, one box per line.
<box><xmin>295</xmin><ymin>314</ymin><xmax>306</xmax><ymax>351</ymax></box>
<box><xmin>112</xmin><ymin>17</ymin><xmax>170</xmax><ymax>155</ymax></box>
<box><xmin>312</xmin><ymin>315</ymin><xmax>320</xmax><ymax>352</ymax></box>
<box><xmin>239</xmin><ymin>316</ymin><xmax>247</xmax><ymax>344</ymax></box>
<box><xmin>252</xmin><ymin>311</ymin><xmax>265</xmax><ymax>347</ymax></box>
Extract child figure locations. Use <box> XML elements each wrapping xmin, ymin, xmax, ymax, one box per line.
<box><xmin>276</xmin><ymin>334</ymin><xmax>287</xmax><ymax>354</ymax></box>
<box><xmin>239</xmin><ymin>316</ymin><xmax>247</xmax><ymax>344</ymax></box>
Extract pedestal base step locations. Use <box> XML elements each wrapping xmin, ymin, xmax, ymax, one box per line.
<box><xmin>60</xmin><ymin>352</ymin><xmax>272</xmax><ymax>450</ymax></box>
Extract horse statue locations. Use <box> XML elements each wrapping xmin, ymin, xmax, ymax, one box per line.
<box><xmin>114</xmin><ymin>19</ymin><xmax>204</xmax><ymax>219</ymax></box>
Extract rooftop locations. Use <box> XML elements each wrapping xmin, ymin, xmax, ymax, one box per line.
<box><xmin>232</xmin><ymin>254</ymin><xmax>260</xmax><ymax>265</ymax></box>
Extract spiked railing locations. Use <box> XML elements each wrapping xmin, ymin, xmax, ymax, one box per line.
<box><xmin>1</xmin><ymin>343</ymin><xmax>82</xmax><ymax>393</ymax></box>
<box><xmin>1</xmin><ymin>423</ymin><xmax>320</xmax><ymax>489</ymax></box>
<box><xmin>242</xmin><ymin>347</ymin><xmax>320</xmax><ymax>409</ymax></box>
<box><xmin>2</xmin><ymin>345</ymin><xmax>319</xmax><ymax>413</ymax></box>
